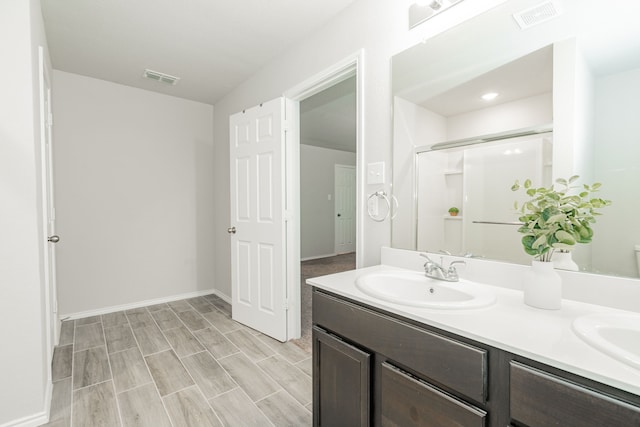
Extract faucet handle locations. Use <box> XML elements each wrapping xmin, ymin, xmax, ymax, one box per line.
<box><xmin>419</xmin><ymin>253</ymin><xmax>437</xmax><ymax>272</ymax></box>
<box><xmin>447</xmin><ymin>260</ymin><xmax>466</xmax><ymax>278</ymax></box>
<box><xmin>448</xmin><ymin>260</ymin><xmax>466</xmax><ymax>268</ymax></box>
<box><xmin>419</xmin><ymin>252</ymin><xmax>434</xmax><ymax>264</ymax></box>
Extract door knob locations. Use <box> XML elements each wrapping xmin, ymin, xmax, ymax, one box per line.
<box><xmin>48</xmin><ymin>235</ymin><xmax>60</xmax><ymax>243</ymax></box>
<box><xmin>227</xmin><ymin>227</ymin><xmax>236</xmax><ymax>234</ymax></box>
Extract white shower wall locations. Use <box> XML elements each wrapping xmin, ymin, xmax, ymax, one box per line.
<box><xmin>463</xmin><ymin>135</ymin><xmax>551</xmax><ymax>263</ymax></box>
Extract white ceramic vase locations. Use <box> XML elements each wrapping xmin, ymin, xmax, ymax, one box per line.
<box><xmin>523</xmin><ymin>260</ymin><xmax>562</xmax><ymax>310</ymax></box>
<box><xmin>552</xmin><ymin>251</ymin><xmax>579</xmax><ymax>271</ymax></box>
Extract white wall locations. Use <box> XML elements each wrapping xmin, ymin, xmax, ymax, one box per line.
<box><xmin>447</xmin><ymin>92</ymin><xmax>552</xmax><ymax>140</ymax></box>
<box><xmin>211</xmin><ymin>0</ymin><xmax>509</xmax><ymax>298</ymax></box>
<box><xmin>300</xmin><ymin>144</ymin><xmax>356</xmax><ymax>259</ymax></box>
<box><xmin>392</xmin><ymin>97</ymin><xmax>447</xmax><ymax>249</ymax></box>
<box><xmin>0</xmin><ymin>0</ymin><xmax>52</xmax><ymax>425</ymax></box>
<box><xmin>53</xmin><ymin>71</ymin><xmax>215</xmax><ymax>315</ymax></box>
<box><xmin>591</xmin><ymin>67</ymin><xmax>640</xmax><ymax>277</ymax></box>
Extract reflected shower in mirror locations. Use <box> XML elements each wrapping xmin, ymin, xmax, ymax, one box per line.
<box><xmin>417</xmin><ymin>133</ymin><xmax>552</xmax><ymax>265</ymax></box>
<box><xmin>391</xmin><ymin>0</ymin><xmax>640</xmax><ymax>279</ymax></box>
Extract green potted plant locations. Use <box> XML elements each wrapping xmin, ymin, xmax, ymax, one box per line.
<box><xmin>511</xmin><ymin>175</ymin><xmax>611</xmax><ymax>261</ymax></box>
<box><xmin>448</xmin><ymin>207</ymin><xmax>460</xmax><ymax>217</ymax></box>
<box><xmin>511</xmin><ymin>175</ymin><xmax>611</xmax><ymax>309</ymax></box>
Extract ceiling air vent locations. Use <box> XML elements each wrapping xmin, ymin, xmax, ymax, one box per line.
<box><xmin>513</xmin><ymin>0</ymin><xmax>561</xmax><ymax>29</ymax></box>
<box><xmin>142</xmin><ymin>69</ymin><xmax>180</xmax><ymax>86</ymax></box>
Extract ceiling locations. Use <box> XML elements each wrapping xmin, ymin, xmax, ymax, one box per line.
<box><xmin>40</xmin><ymin>0</ymin><xmax>358</xmax><ymax>105</ymax></box>
<box><xmin>421</xmin><ymin>45</ymin><xmax>552</xmax><ymax>117</ymax></box>
<box><xmin>300</xmin><ymin>76</ymin><xmax>356</xmax><ymax>153</ymax></box>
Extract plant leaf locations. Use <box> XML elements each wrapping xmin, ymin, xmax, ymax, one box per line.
<box><xmin>555</xmin><ymin>230</ymin><xmax>576</xmax><ymax>245</ymax></box>
<box><xmin>532</xmin><ymin>234</ymin><xmax>547</xmax><ymax>250</ymax></box>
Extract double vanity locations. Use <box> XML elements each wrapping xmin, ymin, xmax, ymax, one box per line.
<box><xmin>308</xmin><ymin>248</ymin><xmax>640</xmax><ymax>426</ymax></box>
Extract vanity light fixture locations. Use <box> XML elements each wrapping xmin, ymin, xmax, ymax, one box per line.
<box><xmin>409</xmin><ymin>0</ymin><xmax>465</xmax><ymax>29</ymax></box>
<box><xmin>481</xmin><ymin>92</ymin><xmax>499</xmax><ymax>101</ymax></box>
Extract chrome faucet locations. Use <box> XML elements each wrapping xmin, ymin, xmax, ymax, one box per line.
<box><xmin>420</xmin><ymin>253</ymin><xmax>466</xmax><ymax>282</ymax></box>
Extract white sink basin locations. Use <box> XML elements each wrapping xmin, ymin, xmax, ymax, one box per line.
<box><xmin>355</xmin><ymin>270</ymin><xmax>496</xmax><ymax>309</ymax></box>
<box><xmin>573</xmin><ymin>312</ymin><xmax>640</xmax><ymax>370</ymax></box>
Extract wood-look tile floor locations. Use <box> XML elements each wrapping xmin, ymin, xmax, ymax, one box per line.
<box><xmin>44</xmin><ymin>294</ymin><xmax>312</xmax><ymax>427</ymax></box>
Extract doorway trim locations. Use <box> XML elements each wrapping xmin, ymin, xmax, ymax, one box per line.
<box><xmin>283</xmin><ymin>49</ymin><xmax>364</xmax><ymax>339</ymax></box>
<box><xmin>38</xmin><ymin>46</ymin><xmax>58</xmax><ymax>367</ymax></box>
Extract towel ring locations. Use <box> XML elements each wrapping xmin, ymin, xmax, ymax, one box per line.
<box><xmin>390</xmin><ymin>194</ymin><xmax>399</xmax><ymax>220</ymax></box>
<box><xmin>367</xmin><ymin>190</ymin><xmax>391</xmax><ymax>222</ymax></box>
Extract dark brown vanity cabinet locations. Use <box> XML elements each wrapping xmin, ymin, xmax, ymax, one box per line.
<box><xmin>313</xmin><ymin>289</ymin><xmax>491</xmax><ymax>426</ymax></box>
<box><xmin>509</xmin><ymin>362</ymin><xmax>640</xmax><ymax>427</ymax></box>
<box><xmin>312</xmin><ymin>288</ymin><xmax>640</xmax><ymax>427</ymax></box>
<box><xmin>313</xmin><ymin>327</ymin><xmax>371</xmax><ymax>427</ymax></box>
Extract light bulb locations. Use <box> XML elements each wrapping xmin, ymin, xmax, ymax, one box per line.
<box><xmin>430</xmin><ymin>0</ymin><xmax>443</xmax><ymax>11</ymax></box>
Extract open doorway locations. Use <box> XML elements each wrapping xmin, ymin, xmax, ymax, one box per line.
<box><xmin>294</xmin><ymin>75</ymin><xmax>357</xmax><ymax>351</ymax></box>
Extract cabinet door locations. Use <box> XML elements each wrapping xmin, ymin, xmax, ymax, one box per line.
<box><xmin>380</xmin><ymin>362</ymin><xmax>486</xmax><ymax>427</ymax></box>
<box><xmin>510</xmin><ymin>362</ymin><xmax>640</xmax><ymax>427</ymax></box>
<box><xmin>313</xmin><ymin>326</ymin><xmax>371</xmax><ymax>427</ymax></box>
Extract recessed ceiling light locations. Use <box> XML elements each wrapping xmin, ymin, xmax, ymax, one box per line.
<box><xmin>481</xmin><ymin>92</ymin><xmax>499</xmax><ymax>101</ymax></box>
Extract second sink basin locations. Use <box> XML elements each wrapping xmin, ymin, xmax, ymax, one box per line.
<box><xmin>573</xmin><ymin>312</ymin><xmax>640</xmax><ymax>370</ymax></box>
<box><xmin>355</xmin><ymin>270</ymin><xmax>496</xmax><ymax>309</ymax></box>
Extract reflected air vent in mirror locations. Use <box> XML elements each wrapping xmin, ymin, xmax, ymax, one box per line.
<box><xmin>142</xmin><ymin>69</ymin><xmax>180</xmax><ymax>86</ymax></box>
<box><xmin>513</xmin><ymin>0</ymin><xmax>561</xmax><ymax>29</ymax></box>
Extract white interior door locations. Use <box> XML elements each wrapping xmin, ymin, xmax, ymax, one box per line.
<box><xmin>229</xmin><ymin>98</ymin><xmax>287</xmax><ymax>342</ymax></box>
<box><xmin>39</xmin><ymin>47</ymin><xmax>59</xmax><ymax>360</ymax></box>
<box><xmin>334</xmin><ymin>164</ymin><xmax>356</xmax><ymax>254</ymax></box>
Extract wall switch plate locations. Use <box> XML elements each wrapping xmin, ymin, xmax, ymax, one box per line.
<box><xmin>367</xmin><ymin>162</ymin><xmax>385</xmax><ymax>185</ymax></box>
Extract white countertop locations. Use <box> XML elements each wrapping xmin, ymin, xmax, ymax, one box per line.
<box><xmin>307</xmin><ymin>264</ymin><xmax>640</xmax><ymax>396</ymax></box>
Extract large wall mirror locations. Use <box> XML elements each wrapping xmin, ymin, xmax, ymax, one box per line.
<box><xmin>391</xmin><ymin>0</ymin><xmax>640</xmax><ymax>279</ymax></box>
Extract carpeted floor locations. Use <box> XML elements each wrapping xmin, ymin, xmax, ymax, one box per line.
<box><xmin>292</xmin><ymin>252</ymin><xmax>356</xmax><ymax>352</ymax></box>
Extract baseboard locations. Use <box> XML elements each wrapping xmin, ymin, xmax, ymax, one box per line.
<box><xmin>301</xmin><ymin>253</ymin><xmax>337</xmax><ymax>262</ymax></box>
<box><xmin>0</xmin><ymin>351</ymin><xmax>54</xmax><ymax>427</ymax></box>
<box><xmin>60</xmin><ymin>288</ymin><xmax>218</xmax><ymax>320</ymax></box>
<box><xmin>0</xmin><ymin>410</ymin><xmax>48</xmax><ymax>427</ymax></box>
<box><xmin>43</xmin><ymin>376</ymin><xmax>53</xmax><ymax>426</ymax></box>
<box><xmin>211</xmin><ymin>290</ymin><xmax>231</xmax><ymax>304</ymax></box>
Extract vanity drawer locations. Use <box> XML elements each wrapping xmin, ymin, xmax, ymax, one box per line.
<box><xmin>381</xmin><ymin>362</ymin><xmax>486</xmax><ymax>427</ymax></box>
<box><xmin>313</xmin><ymin>290</ymin><xmax>487</xmax><ymax>403</ymax></box>
<box><xmin>510</xmin><ymin>362</ymin><xmax>640</xmax><ymax>426</ymax></box>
